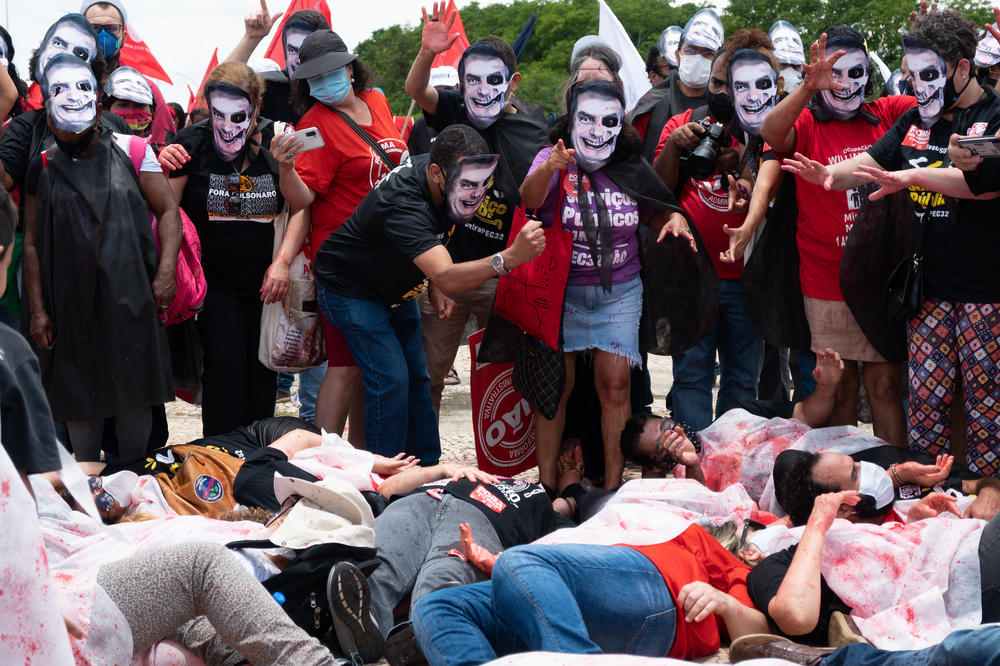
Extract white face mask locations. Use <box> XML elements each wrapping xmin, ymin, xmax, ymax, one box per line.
<box><xmin>462</xmin><ymin>54</ymin><xmax>510</xmax><ymax>129</ymax></box>
<box><xmin>678</xmin><ymin>54</ymin><xmax>711</xmax><ymax>88</ymax></box>
<box><xmin>781</xmin><ymin>66</ymin><xmax>803</xmax><ymax>92</ymax></box>
<box><xmin>857</xmin><ymin>461</ymin><xmax>895</xmax><ymax>510</ymax></box>
<box><xmin>570</xmin><ymin>91</ymin><xmax>624</xmax><ymax>172</ymax></box>
<box><xmin>905</xmin><ymin>46</ymin><xmax>948</xmax><ymax>128</ymax></box>
<box><xmin>44</xmin><ymin>61</ymin><xmax>98</xmax><ymax>133</ymax></box>
<box><xmin>818</xmin><ymin>48</ymin><xmax>868</xmax><ymax>121</ymax></box>
<box><xmin>747</xmin><ymin>523</ymin><xmax>789</xmax><ymax>557</ymax></box>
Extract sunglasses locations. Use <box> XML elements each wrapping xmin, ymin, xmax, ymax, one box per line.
<box><xmin>225</xmin><ymin>173</ymin><xmax>243</xmax><ymax>215</ymax></box>
<box><xmin>265</xmin><ymin>495</ymin><xmax>302</xmax><ymax>527</ymax></box>
<box><xmin>737</xmin><ymin>518</ymin><xmax>767</xmax><ymax>552</ymax></box>
<box><xmin>88</xmin><ymin>475</ymin><xmax>116</xmax><ymax>512</ymax></box>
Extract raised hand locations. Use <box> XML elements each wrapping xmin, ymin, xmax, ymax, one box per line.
<box><xmin>988</xmin><ymin>6</ymin><xmax>1000</xmax><ymax>43</ymax></box>
<box><xmin>802</xmin><ymin>33</ymin><xmax>847</xmax><ymax>93</ymax></box>
<box><xmin>421</xmin><ymin>2</ymin><xmax>460</xmax><ymax>55</ymax></box>
<box><xmin>808</xmin><ymin>490</ymin><xmax>860</xmax><ymax>532</ymax></box>
<box><xmin>812</xmin><ymin>348</ymin><xmax>844</xmax><ymax>388</ymax></box>
<box><xmin>909</xmin><ymin>0</ymin><xmax>939</xmax><ymax>27</ymax></box>
<box><xmin>244</xmin><ymin>0</ymin><xmax>284</xmax><ymax>41</ymax></box>
<box><xmin>726</xmin><ymin>174</ymin><xmax>750</xmax><ymax>213</ymax></box>
<box><xmin>782</xmin><ymin>152</ymin><xmax>834</xmax><ymax>190</ymax></box>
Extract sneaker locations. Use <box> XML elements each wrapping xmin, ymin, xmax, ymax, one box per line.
<box><xmin>327</xmin><ymin>563</ymin><xmax>384</xmax><ymax>663</ymax></box>
<box><xmin>729</xmin><ymin>634</ymin><xmax>834</xmax><ymax>665</ymax></box>
<box><xmin>384</xmin><ymin>621</ymin><xmax>428</xmax><ymax>666</ymax></box>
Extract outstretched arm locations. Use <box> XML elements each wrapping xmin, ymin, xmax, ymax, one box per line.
<box><xmin>224</xmin><ymin>0</ymin><xmax>284</xmax><ymax>64</ymax></box>
<box><xmin>782</xmin><ymin>150</ymin><xmax>877</xmax><ymax>191</ymax></box>
<box><xmin>762</xmin><ymin>33</ymin><xmax>846</xmax><ymax>154</ymax></box>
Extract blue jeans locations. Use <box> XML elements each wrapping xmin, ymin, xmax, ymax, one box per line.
<box><xmin>823</xmin><ymin>626</ymin><xmax>1000</xmax><ymax>665</ymax></box>
<box><xmin>316</xmin><ymin>283</ymin><xmax>440</xmax><ymax>464</ymax></box>
<box><xmin>411</xmin><ymin>544</ymin><xmax>676</xmax><ymax>666</ymax></box>
<box><xmin>296</xmin><ymin>363</ymin><xmax>326</xmax><ymax>423</ymax></box>
<box><xmin>670</xmin><ymin>279</ymin><xmax>764</xmax><ymax>431</ymax></box>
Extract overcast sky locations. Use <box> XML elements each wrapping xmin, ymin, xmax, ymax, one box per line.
<box><xmin>5</xmin><ymin>0</ymin><xmax>510</xmax><ymax>105</ymax></box>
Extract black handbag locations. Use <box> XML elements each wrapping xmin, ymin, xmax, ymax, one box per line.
<box><xmin>885</xmin><ymin>210</ymin><xmax>926</xmax><ymax>323</ymax></box>
<box><xmin>512</xmin><ymin>334</ymin><xmax>566</xmax><ymax>421</ymax></box>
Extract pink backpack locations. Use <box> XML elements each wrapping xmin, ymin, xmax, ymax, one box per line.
<box><xmin>127</xmin><ymin>135</ymin><xmax>207</xmax><ymax>325</ymax></box>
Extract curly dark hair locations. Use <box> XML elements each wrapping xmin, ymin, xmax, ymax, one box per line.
<box><xmin>620</xmin><ymin>413</ymin><xmax>658</xmax><ymax>467</ymax></box>
<box><xmin>774</xmin><ymin>450</ymin><xmax>892</xmax><ymax>526</ymax></box>
<box><xmin>429</xmin><ymin>125</ymin><xmax>489</xmax><ymax>173</ymax></box>
<box><xmin>549</xmin><ymin>80</ymin><xmax>642</xmax><ymax>164</ymax></box>
<box><xmin>908</xmin><ymin>10</ymin><xmax>978</xmax><ymax>66</ymax></box>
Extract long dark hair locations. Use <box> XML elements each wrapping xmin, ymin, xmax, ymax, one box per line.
<box><xmin>549</xmin><ymin>80</ymin><xmax>642</xmax><ymax>165</ymax></box>
<box><xmin>291</xmin><ymin>58</ymin><xmax>372</xmax><ymax>115</ymax></box>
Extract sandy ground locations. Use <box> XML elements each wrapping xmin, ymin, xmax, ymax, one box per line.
<box><xmin>164</xmin><ymin>346</ymin><xmax>679</xmax><ymax>477</ymax></box>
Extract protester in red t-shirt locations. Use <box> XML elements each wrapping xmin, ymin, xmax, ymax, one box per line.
<box><xmin>760</xmin><ymin>26</ymin><xmax>914</xmax><ymax>445</ymax></box>
<box><xmin>411</xmin><ymin>522</ymin><xmax>767</xmax><ymax>663</ymax></box>
<box><xmin>273</xmin><ymin>30</ymin><xmax>409</xmax><ymax>446</ymax></box>
<box><xmin>652</xmin><ymin>29</ymin><xmax>774</xmax><ymax>433</ymax></box>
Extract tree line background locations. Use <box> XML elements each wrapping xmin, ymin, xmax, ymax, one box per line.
<box><xmin>356</xmin><ymin>0</ymin><xmax>994</xmax><ymax>116</ymax></box>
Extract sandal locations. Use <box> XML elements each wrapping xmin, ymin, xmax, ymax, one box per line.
<box><xmin>443</xmin><ymin>367</ymin><xmax>461</xmax><ymax>386</ymax></box>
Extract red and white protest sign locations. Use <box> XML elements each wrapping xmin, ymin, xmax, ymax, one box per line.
<box><xmin>469</xmin><ymin>329</ymin><xmax>537</xmax><ymax>476</ymax></box>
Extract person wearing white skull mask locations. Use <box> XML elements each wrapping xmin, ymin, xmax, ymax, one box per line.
<box><xmin>653</xmin><ymin>32</ymin><xmax>769</xmax><ymax>434</ymax></box>
<box><xmin>904</xmin><ymin>38</ymin><xmax>949</xmax><ymax>127</ymax></box>
<box><xmin>458</xmin><ymin>45</ymin><xmax>511</xmax><ymax>129</ymax></box>
<box><xmin>22</xmin><ymin>54</ymin><xmax>181</xmax><ymax>465</ymax></box>
<box><xmin>728</xmin><ymin>49</ymin><xmax>778</xmax><ymax>136</ymax></box>
<box><xmin>443</xmin><ymin>154</ymin><xmax>500</xmax><ymax>223</ymax></box>
<box><xmin>659</xmin><ymin>26</ymin><xmax>683</xmax><ymax>69</ymax></box>
<box><xmin>629</xmin><ymin>11</ymin><xmax>721</xmax><ymax>161</ymax></box>
<box><xmin>405</xmin><ymin>10</ymin><xmax>550</xmax><ymax>425</ymax></box>
<box><xmin>786</xmin><ymin>11</ymin><xmax>1000</xmax><ymax>476</ymax></box>
<box><xmin>521</xmin><ymin>79</ymin><xmax>693</xmax><ymax>491</ymax></box>
<box><xmin>768</xmin><ymin>20</ymin><xmax>806</xmax><ymax>93</ymax></box>
<box><xmin>758</xmin><ymin>25</ymin><xmax>916</xmax><ymax>447</ymax></box>
<box><xmin>103</xmin><ymin>65</ymin><xmax>155</xmax><ymax>137</ymax></box>
<box><xmin>162</xmin><ymin>62</ymin><xmax>305</xmax><ymax>438</ymax></box>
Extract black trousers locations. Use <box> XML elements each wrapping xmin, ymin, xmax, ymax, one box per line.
<box><xmin>197</xmin><ymin>288</ymin><xmax>276</xmax><ymax>436</ymax></box>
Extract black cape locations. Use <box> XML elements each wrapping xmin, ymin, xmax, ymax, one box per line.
<box><xmin>33</xmin><ymin>130</ymin><xmax>172</xmax><ymax>421</ymax></box>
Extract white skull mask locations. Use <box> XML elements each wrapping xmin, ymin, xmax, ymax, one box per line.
<box><xmin>444</xmin><ymin>155</ymin><xmax>500</xmax><ymax>224</ymax></box>
<box><xmin>105</xmin><ymin>66</ymin><xmax>153</xmax><ymax>105</ymax></box>
<box><xmin>206</xmin><ymin>85</ymin><xmax>254</xmax><ymax>163</ymax></box>
<box><xmin>905</xmin><ymin>45</ymin><xmax>947</xmax><ymax>127</ymax></box>
<box><xmin>35</xmin><ymin>17</ymin><xmax>97</xmax><ymax>82</ymax></box>
<box><xmin>818</xmin><ymin>47</ymin><xmax>868</xmax><ymax>121</ymax></box>
<box><xmin>43</xmin><ymin>58</ymin><xmax>98</xmax><ymax>133</ymax></box>
<box><xmin>461</xmin><ymin>52</ymin><xmax>510</xmax><ymax>129</ymax></box>
<box><xmin>682</xmin><ymin>9</ymin><xmax>724</xmax><ymax>52</ymax></box>
<box><xmin>730</xmin><ymin>55</ymin><xmax>777</xmax><ymax>135</ymax></box>
<box><xmin>570</xmin><ymin>88</ymin><xmax>624</xmax><ymax>172</ymax></box>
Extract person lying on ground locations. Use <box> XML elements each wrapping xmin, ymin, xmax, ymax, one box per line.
<box><xmin>773</xmin><ymin>446</ymin><xmax>1000</xmax><ymax>525</ymax></box>
<box><xmin>46</xmin><ymin>416</ymin><xmax>418</xmax><ymax>522</ymax></box>
<box><xmin>747</xmin><ymin>489</ymin><xmax>1000</xmax><ymax>646</ymax></box>
<box><xmin>410</xmin><ymin>517</ymin><xmax>769</xmax><ymax>664</ymax></box>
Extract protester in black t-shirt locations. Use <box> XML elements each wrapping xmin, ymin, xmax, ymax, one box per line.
<box><xmin>159</xmin><ymin>62</ymin><xmax>308</xmax><ymax>437</ymax></box>
<box><xmin>298</xmin><ymin>125</ymin><xmax>544</xmax><ymax>466</ymax></box>
<box><xmin>405</xmin><ymin>14</ymin><xmax>549</xmax><ymax>418</ymax></box>
<box><xmin>783</xmin><ymin>11</ymin><xmax>1000</xmax><ymax>478</ymax></box>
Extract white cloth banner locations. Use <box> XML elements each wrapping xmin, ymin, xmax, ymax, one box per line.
<box><xmin>597</xmin><ymin>0</ymin><xmax>651</xmax><ymax>110</ymax></box>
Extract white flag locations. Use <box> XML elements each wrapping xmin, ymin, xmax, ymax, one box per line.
<box><xmin>597</xmin><ymin>0</ymin><xmax>651</xmax><ymax>111</ymax></box>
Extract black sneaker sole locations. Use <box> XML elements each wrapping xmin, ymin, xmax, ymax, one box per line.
<box><xmin>384</xmin><ymin>621</ymin><xmax>428</xmax><ymax>666</ymax></box>
<box><xmin>327</xmin><ymin>562</ymin><xmax>384</xmax><ymax>663</ymax></box>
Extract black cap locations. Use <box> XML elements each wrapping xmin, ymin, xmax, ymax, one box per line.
<box><xmin>291</xmin><ymin>30</ymin><xmax>357</xmax><ymax>80</ymax></box>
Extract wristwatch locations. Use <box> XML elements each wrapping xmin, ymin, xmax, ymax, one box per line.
<box><xmin>490</xmin><ymin>252</ymin><xmax>511</xmax><ymax>275</ymax></box>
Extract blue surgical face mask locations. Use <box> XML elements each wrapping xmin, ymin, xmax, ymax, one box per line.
<box><xmin>96</xmin><ymin>28</ymin><xmax>119</xmax><ymax>60</ymax></box>
<box><xmin>309</xmin><ymin>68</ymin><xmax>351</xmax><ymax>106</ymax></box>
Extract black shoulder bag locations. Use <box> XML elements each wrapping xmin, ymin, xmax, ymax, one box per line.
<box><xmin>332</xmin><ymin>108</ymin><xmax>397</xmax><ymax>170</ymax></box>
<box><xmin>885</xmin><ymin>209</ymin><xmax>926</xmax><ymax>323</ymax></box>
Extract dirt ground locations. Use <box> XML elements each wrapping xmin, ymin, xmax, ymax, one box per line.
<box><xmin>164</xmin><ymin>347</ymin><xmax>679</xmax><ymax>478</ymax></box>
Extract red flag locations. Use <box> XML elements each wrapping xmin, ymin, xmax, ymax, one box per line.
<box><xmin>430</xmin><ymin>0</ymin><xmax>470</xmax><ymax>70</ymax></box>
<box><xmin>119</xmin><ymin>24</ymin><xmax>173</xmax><ymax>84</ymax></box>
<box><xmin>188</xmin><ymin>48</ymin><xmax>219</xmax><ymax>113</ymax></box>
<box><xmin>263</xmin><ymin>0</ymin><xmax>333</xmax><ymax>69</ymax></box>
<box><xmin>187</xmin><ymin>85</ymin><xmax>196</xmax><ymax>112</ymax></box>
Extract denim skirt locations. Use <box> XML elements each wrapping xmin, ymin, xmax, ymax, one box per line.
<box><xmin>562</xmin><ymin>273</ymin><xmax>642</xmax><ymax>365</ymax></box>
